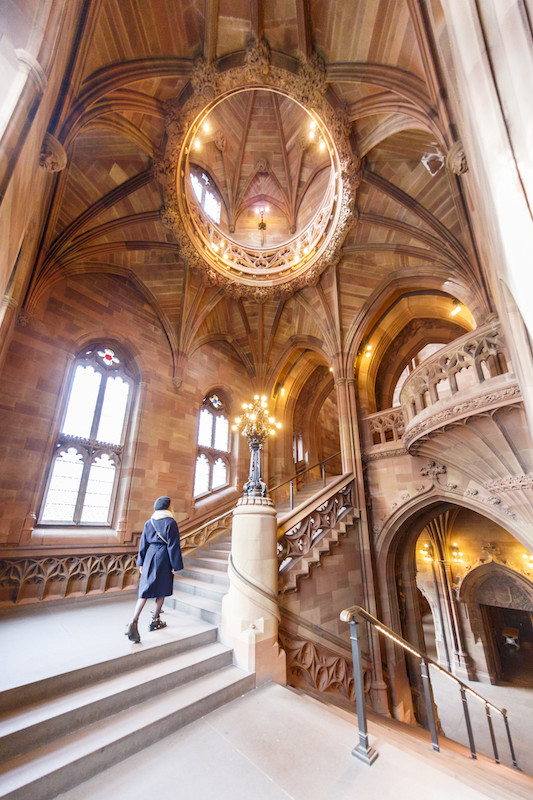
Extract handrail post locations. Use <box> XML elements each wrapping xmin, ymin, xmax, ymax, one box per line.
<box><xmin>321</xmin><ymin>461</ymin><xmax>326</xmax><ymax>486</ymax></box>
<box><xmin>420</xmin><ymin>657</ymin><xmax>439</xmax><ymax>752</ymax></box>
<box><xmin>348</xmin><ymin>617</ymin><xmax>378</xmax><ymax>765</ymax></box>
<box><xmin>289</xmin><ymin>479</ymin><xmax>294</xmax><ymax>510</ymax></box>
<box><xmin>485</xmin><ymin>704</ymin><xmax>499</xmax><ymax>764</ymax></box>
<box><xmin>459</xmin><ymin>687</ymin><xmax>476</xmax><ymax>759</ymax></box>
<box><xmin>502</xmin><ymin>709</ymin><xmax>518</xmax><ymax>768</ymax></box>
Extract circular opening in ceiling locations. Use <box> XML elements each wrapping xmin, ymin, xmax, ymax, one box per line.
<box><xmin>183</xmin><ymin>88</ymin><xmax>334</xmax><ymax>253</ymax></box>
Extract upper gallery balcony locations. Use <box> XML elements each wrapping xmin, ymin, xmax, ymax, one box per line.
<box><xmin>363</xmin><ymin>320</ymin><xmax>517</xmax><ymax>455</ymax></box>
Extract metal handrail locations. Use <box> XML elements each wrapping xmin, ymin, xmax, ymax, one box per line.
<box><xmin>269</xmin><ymin>451</ymin><xmax>341</xmax><ymax>509</ymax></box>
<box><xmin>340</xmin><ymin>604</ymin><xmax>518</xmax><ymax>769</ymax></box>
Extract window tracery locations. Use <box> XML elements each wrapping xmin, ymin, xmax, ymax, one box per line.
<box><xmin>193</xmin><ymin>392</ymin><xmax>231</xmax><ymax>498</ymax></box>
<box><xmin>39</xmin><ymin>345</ymin><xmax>134</xmax><ymax>525</ymax></box>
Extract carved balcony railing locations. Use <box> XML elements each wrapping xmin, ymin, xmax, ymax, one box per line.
<box><xmin>399</xmin><ymin>320</ymin><xmax>510</xmax><ymax>422</ymax></box>
<box><xmin>277</xmin><ymin>476</ymin><xmax>357</xmax><ymax>592</ymax></box>
<box><xmin>362</xmin><ymin>322</ymin><xmax>511</xmax><ymax>456</ymax></box>
<box><xmin>363</xmin><ymin>407</ymin><xmax>406</xmax><ymax>448</ymax></box>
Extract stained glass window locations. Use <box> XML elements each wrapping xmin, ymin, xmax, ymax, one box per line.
<box><xmin>39</xmin><ymin>345</ymin><xmax>133</xmax><ymax>526</ymax></box>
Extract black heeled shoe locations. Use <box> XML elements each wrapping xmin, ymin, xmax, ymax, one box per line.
<box><xmin>148</xmin><ymin>614</ymin><xmax>167</xmax><ymax>631</ymax></box>
<box><xmin>125</xmin><ymin>620</ymin><xmax>141</xmax><ymax>643</ymax></box>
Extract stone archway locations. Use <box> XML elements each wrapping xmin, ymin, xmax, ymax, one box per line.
<box><xmin>460</xmin><ymin>562</ymin><xmax>533</xmax><ymax>684</ymax></box>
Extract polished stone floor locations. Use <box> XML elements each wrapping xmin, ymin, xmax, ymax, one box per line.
<box><xmin>1</xmin><ymin>596</ymin><xmax>532</xmax><ymax>800</ymax></box>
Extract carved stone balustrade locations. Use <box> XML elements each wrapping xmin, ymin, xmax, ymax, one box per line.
<box><xmin>399</xmin><ymin>321</ymin><xmax>520</xmax><ymax>454</ymax></box>
<box><xmin>363</xmin><ymin>408</ymin><xmax>406</xmax><ymax>449</ymax></box>
<box><xmin>399</xmin><ymin>320</ymin><xmax>510</xmax><ymax>422</ymax></box>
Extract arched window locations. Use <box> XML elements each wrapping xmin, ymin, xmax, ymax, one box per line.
<box><xmin>193</xmin><ymin>392</ymin><xmax>231</xmax><ymax>498</ymax></box>
<box><xmin>39</xmin><ymin>345</ymin><xmax>134</xmax><ymax>525</ymax></box>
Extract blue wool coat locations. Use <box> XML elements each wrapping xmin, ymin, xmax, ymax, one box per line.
<box><xmin>137</xmin><ymin>515</ymin><xmax>183</xmax><ymax>598</ymax></box>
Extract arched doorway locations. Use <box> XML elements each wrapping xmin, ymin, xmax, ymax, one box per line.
<box><xmin>460</xmin><ymin>562</ymin><xmax>533</xmax><ymax>686</ymax></box>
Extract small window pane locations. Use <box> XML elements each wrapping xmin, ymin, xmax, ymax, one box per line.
<box><xmin>197</xmin><ymin>408</ymin><xmax>213</xmax><ymax>447</ymax></box>
<box><xmin>96</xmin><ymin>376</ymin><xmax>130</xmax><ymax>445</ymax></box>
<box><xmin>194</xmin><ymin>454</ymin><xmax>210</xmax><ymax>497</ymax></box>
<box><xmin>204</xmin><ymin>191</ymin><xmax>221</xmax><ymax>224</ymax></box>
<box><xmin>41</xmin><ymin>448</ymin><xmax>84</xmax><ymax>522</ymax></box>
<box><xmin>62</xmin><ymin>365</ymin><xmax>101</xmax><ymax>438</ymax></box>
<box><xmin>191</xmin><ymin>174</ymin><xmax>203</xmax><ymax>202</ymax></box>
<box><xmin>80</xmin><ymin>454</ymin><xmax>115</xmax><ymax>523</ymax></box>
<box><xmin>212</xmin><ymin>458</ymin><xmax>227</xmax><ymax>490</ymax></box>
<box><xmin>214</xmin><ymin>415</ymin><xmax>229</xmax><ymax>451</ymax></box>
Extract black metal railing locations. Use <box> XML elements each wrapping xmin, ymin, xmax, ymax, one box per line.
<box><xmin>340</xmin><ymin>605</ymin><xmax>518</xmax><ymax>769</ymax></box>
<box><xmin>269</xmin><ymin>451</ymin><xmax>342</xmax><ymax>510</ymax></box>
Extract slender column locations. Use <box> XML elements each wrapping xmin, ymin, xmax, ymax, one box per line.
<box><xmin>342</xmin><ymin>375</ymin><xmax>389</xmax><ymax>714</ymax></box>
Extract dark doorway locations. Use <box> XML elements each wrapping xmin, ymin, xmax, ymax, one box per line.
<box><xmin>482</xmin><ymin>604</ymin><xmax>533</xmax><ymax>686</ymax></box>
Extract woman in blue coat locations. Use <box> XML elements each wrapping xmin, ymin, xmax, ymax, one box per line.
<box><xmin>125</xmin><ymin>496</ymin><xmax>183</xmax><ymax>643</ymax></box>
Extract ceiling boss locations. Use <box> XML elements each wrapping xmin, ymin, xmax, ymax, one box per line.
<box><xmin>156</xmin><ymin>39</ymin><xmax>360</xmax><ymax>301</ymax></box>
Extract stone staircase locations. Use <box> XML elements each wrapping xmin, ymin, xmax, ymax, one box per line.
<box><xmin>0</xmin><ymin>618</ymin><xmax>254</xmax><ymax>800</ymax></box>
<box><xmin>170</xmin><ymin>534</ymin><xmax>231</xmax><ymax>625</ymax></box>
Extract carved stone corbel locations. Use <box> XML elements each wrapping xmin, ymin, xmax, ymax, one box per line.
<box><xmin>39</xmin><ymin>132</ymin><xmax>67</xmax><ymax>172</ymax></box>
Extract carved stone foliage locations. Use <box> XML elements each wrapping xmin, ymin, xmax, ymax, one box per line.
<box><xmin>156</xmin><ymin>43</ymin><xmax>359</xmax><ymax>301</ymax></box>
<box><xmin>446</xmin><ymin>141</ymin><xmax>468</xmax><ymax>175</ymax></box>
<box><xmin>39</xmin><ymin>132</ymin><xmax>67</xmax><ymax>172</ymax></box>
<box><xmin>279</xmin><ymin>629</ymin><xmax>371</xmax><ymax>704</ymax></box>
<box><xmin>0</xmin><ymin>554</ymin><xmax>138</xmax><ymax>606</ymax></box>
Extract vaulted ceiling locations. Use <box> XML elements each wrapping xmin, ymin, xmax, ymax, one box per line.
<box><xmin>18</xmin><ymin>0</ymin><xmax>492</xmax><ymax>397</ymax></box>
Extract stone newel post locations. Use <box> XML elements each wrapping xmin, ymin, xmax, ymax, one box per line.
<box><xmin>220</xmin><ymin>396</ymin><xmax>286</xmax><ymax>683</ymax></box>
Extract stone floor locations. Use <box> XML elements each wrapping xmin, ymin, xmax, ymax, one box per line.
<box><xmin>1</xmin><ymin>596</ymin><xmax>532</xmax><ymax>800</ymax></box>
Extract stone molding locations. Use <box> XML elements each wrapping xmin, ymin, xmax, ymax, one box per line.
<box><xmin>156</xmin><ymin>42</ymin><xmax>360</xmax><ymax>300</ymax></box>
<box><xmin>14</xmin><ymin>49</ymin><xmax>47</xmax><ymax>95</ymax></box>
<box><xmin>402</xmin><ymin>384</ymin><xmax>521</xmax><ymax>451</ymax></box>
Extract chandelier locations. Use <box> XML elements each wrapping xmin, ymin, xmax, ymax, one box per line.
<box><xmin>232</xmin><ymin>395</ymin><xmax>281</xmax><ymax>496</ymax></box>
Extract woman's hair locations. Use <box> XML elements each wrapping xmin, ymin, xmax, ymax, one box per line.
<box><xmin>153</xmin><ymin>496</ymin><xmax>171</xmax><ymax>510</ymax></box>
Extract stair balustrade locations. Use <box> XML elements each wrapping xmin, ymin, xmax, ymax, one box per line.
<box><xmin>340</xmin><ymin>604</ymin><xmax>518</xmax><ymax>769</ymax></box>
<box><xmin>269</xmin><ymin>450</ymin><xmax>342</xmax><ymax>510</ymax></box>
<box><xmin>277</xmin><ymin>476</ymin><xmax>356</xmax><ymax>592</ymax></box>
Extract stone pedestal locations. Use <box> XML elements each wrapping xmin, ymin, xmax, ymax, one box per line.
<box><xmin>220</xmin><ymin>496</ymin><xmax>286</xmax><ymax>685</ymax></box>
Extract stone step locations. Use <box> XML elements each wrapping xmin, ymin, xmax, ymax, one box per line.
<box><xmin>173</xmin><ymin>575</ymin><xmax>228</xmax><ymax>603</ymax></box>
<box><xmin>0</xmin><ymin>665</ymin><xmax>255</xmax><ymax>800</ymax></box>
<box><xmin>0</xmin><ymin>641</ymin><xmax>232</xmax><ymax>765</ymax></box>
<box><xmin>184</xmin><ymin>555</ymin><xmax>229</xmax><ymax>572</ymax></box>
<box><xmin>169</xmin><ymin>589</ymin><xmax>223</xmax><ymax>626</ymax></box>
<box><xmin>192</xmin><ymin>547</ymin><xmax>230</xmax><ymax>560</ymax></box>
<box><xmin>178</xmin><ymin>565</ymin><xmax>230</xmax><ymax>586</ymax></box>
<box><xmin>0</xmin><ymin>627</ymin><xmax>218</xmax><ymax>715</ymax></box>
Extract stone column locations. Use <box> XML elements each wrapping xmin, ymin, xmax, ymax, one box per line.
<box><xmin>220</xmin><ymin>495</ymin><xmax>286</xmax><ymax>685</ymax></box>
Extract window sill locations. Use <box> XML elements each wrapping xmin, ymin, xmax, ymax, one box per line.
<box><xmin>31</xmin><ymin>527</ymin><xmax>121</xmax><ymax>546</ymax></box>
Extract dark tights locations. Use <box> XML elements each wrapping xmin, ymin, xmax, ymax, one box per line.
<box><xmin>132</xmin><ymin>596</ymin><xmax>164</xmax><ymax>623</ymax></box>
